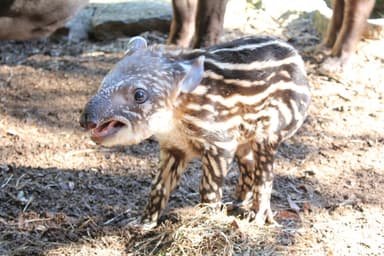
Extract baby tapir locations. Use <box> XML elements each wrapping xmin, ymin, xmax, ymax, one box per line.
<box><xmin>80</xmin><ymin>36</ymin><xmax>311</xmax><ymax>229</ymax></box>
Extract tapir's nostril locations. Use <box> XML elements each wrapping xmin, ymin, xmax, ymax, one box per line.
<box><xmin>85</xmin><ymin>122</ymin><xmax>97</xmax><ymax>129</ymax></box>
<box><xmin>80</xmin><ymin>112</ymin><xmax>97</xmax><ymax>129</ymax></box>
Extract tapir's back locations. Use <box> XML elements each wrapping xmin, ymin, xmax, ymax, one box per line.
<box><xmin>177</xmin><ymin>36</ymin><xmax>310</xmax><ymax>145</ymax></box>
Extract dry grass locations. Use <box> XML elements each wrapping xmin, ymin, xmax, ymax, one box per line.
<box><xmin>44</xmin><ymin>205</ymin><xmax>294</xmax><ymax>256</ymax></box>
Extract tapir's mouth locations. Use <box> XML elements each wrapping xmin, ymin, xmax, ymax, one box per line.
<box><xmin>91</xmin><ymin>119</ymin><xmax>127</xmax><ymax>144</ymax></box>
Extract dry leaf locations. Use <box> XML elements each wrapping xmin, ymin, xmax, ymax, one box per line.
<box><xmin>287</xmin><ymin>195</ymin><xmax>300</xmax><ymax>212</ymax></box>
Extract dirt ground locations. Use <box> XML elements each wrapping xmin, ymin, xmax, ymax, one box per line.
<box><xmin>0</xmin><ymin>7</ymin><xmax>383</xmax><ymax>256</ymax></box>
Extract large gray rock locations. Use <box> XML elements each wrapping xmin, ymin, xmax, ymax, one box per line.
<box><xmin>65</xmin><ymin>5</ymin><xmax>94</xmax><ymax>42</ymax></box>
<box><xmin>89</xmin><ymin>0</ymin><xmax>172</xmax><ymax>41</ymax></box>
<box><xmin>261</xmin><ymin>0</ymin><xmax>328</xmax><ymax>18</ymax></box>
<box><xmin>56</xmin><ymin>0</ymin><xmax>246</xmax><ymax>42</ymax></box>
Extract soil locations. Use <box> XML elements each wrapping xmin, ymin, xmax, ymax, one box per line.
<box><xmin>0</xmin><ymin>8</ymin><xmax>383</xmax><ymax>256</ymax></box>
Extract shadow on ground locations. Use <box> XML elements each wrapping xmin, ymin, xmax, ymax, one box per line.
<box><xmin>0</xmin><ymin>155</ymin><xmax>340</xmax><ymax>255</ymax></box>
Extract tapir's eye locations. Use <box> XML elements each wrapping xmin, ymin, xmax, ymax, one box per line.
<box><xmin>134</xmin><ymin>88</ymin><xmax>148</xmax><ymax>104</ymax></box>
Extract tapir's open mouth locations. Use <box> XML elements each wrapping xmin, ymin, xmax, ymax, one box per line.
<box><xmin>91</xmin><ymin>119</ymin><xmax>127</xmax><ymax>144</ymax></box>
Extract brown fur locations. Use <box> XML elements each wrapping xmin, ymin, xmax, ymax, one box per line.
<box><xmin>323</xmin><ymin>0</ymin><xmax>375</xmax><ymax>64</ymax></box>
<box><xmin>168</xmin><ymin>0</ymin><xmax>228</xmax><ymax>48</ymax></box>
<box><xmin>0</xmin><ymin>0</ymin><xmax>88</xmax><ymax>40</ymax></box>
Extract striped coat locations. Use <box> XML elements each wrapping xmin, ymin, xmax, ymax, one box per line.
<box><xmin>80</xmin><ymin>36</ymin><xmax>311</xmax><ymax>229</ymax></box>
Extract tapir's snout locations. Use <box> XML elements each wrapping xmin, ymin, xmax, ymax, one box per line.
<box><xmin>79</xmin><ymin>96</ymin><xmax>110</xmax><ymax>130</ymax></box>
<box><xmin>79</xmin><ymin>91</ymin><xmax>140</xmax><ymax>146</ymax></box>
<box><xmin>79</xmin><ymin>111</ymin><xmax>97</xmax><ymax>129</ymax></box>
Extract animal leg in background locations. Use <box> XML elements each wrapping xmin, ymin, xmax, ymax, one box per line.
<box><xmin>322</xmin><ymin>0</ymin><xmax>375</xmax><ymax>69</ymax></box>
<box><xmin>192</xmin><ymin>0</ymin><xmax>228</xmax><ymax>48</ymax></box>
<box><xmin>167</xmin><ymin>0</ymin><xmax>198</xmax><ymax>48</ymax></box>
<box><xmin>168</xmin><ymin>0</ymin><xmax>228</xmax><ymax>48</ymax></box>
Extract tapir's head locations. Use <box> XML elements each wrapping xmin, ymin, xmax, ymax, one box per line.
<box><xmin>79</xmin><ymin>37</ymin><xmax>205</xmax><ymax>146</ymax></box>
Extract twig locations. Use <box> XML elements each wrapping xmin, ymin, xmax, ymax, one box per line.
<box><xmin>287</xmin><ymin>195</ymin><xmax>300</xmax><ymax>212</ymax></box>
<box><xmin>103</xmin><ymin>209</ymin><xmax>131</xmax><ymax>225</ymax></box>
<box><xmin>15</xmin><ymin>174</ymin><xmax>26</xmax><ymax>190</ymax></box>
<box><xmin>24</xmin><ymin>217</ymin><xmax>52</xmax><ymax>223</ymax></box>
<box><xmin>149</xmin><ymin>233</ymin><xmax>166</xmax><ymax>255</ymax></box>
<box><xmin>6</xmin><ymin>218</ymin><xmax>53</xmax><ymax>226</ymax></box>
<box><xmin>0</xmin><ymin>175</ymin><xmax>13</xmax><ymax>189</ymax></box>
<box><xmin>23</xmin><ymin>195</ymin><xmax>34</xmax><ymax>212</ymax></box>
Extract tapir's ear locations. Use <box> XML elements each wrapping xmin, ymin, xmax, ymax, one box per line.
<box><xmin>178</xmin><ymin>56</ymin><xmax>205</xmax><ymax>93</ymax></box>
<box><xmin>125</xmin><ymin>36</ymin><xmax>147</xmax><ymax>55</ymax></box>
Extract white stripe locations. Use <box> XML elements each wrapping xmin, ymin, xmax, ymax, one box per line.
<box><xmin>184</xmin><ymin>103</ymin><xmax>203</xmax><ymax>111</ymax></box>
<box><xmin>207</xmin><ymin>154</ymin><xmax>221</xmax><ymax>177</ymax></box>
<box><xmin>205</xmin><ymin>81</ymin><xmax>309</xmax><ymax>108</ymax></box>
<box><xmin>185</xmin><ymin>103</ymin><xmax>217</xmax><ymax>114</ymax></box>
<box><xmin>191</xmin><ymin>85</ymin><xmax>208</xmax><ymax>95</ymax></box>
<box><xmin>279</xmin><ymin>70</ymin><xmax>292</xmax><ymax>79</ymax></box>
<box><xmin>210</xmin><ymin>40</ymin><xmax>290</xmax><ymax>54</ymax></box>
<box><xmin>213</xmin><ymin>140</ymin><xmax>237</xmax><ymax>151</ymax></box>
<box><xmin>290</xmin><ymin>98</ymin><xmax>303</xmax><ymax>122</ymax></box>
<box><xmin>242</xmin><ymin>108</ymin><xmax>274</xmax><ymax>121</ymax></box>
<box><xmin>183</xmin><ymin>105</ymin><xmax>277</xmax><ymax>134</ymax></box>
<box><xmin>268</xmin><ymin>109</ymin><xmax>281</xmax><ymax>133</ymax></box>
<box><xmin>205</xmin><ymin>55</ymin><xmax>302</xmax><ymax>71</ymax></box>
<box><xmin>244</xmin><ymin>150</ymin><xmax>254</xmax><ymax>161</ymax></box>
<box><xmin>271</xmin><ymin>99</ymin><xmax>293</xmax><ymax>125</ymax></box>
<box><xmin>164</xmin><ymin>156</ymin><xmax>175</xmax><ymax>179</ymax></box>
<box><xmin>182</xmin><ymin>114</ymin><xmax>243</xmax><ymax>131</ymax></box>
<box><xmin>206</xmin><ymin>192</ymin><xmax>217</xmax><ymax>201</ymax></box>
<box><xmin>203</xmin><ymin>70</ymin><xmax>266</xmax><ymax>87</ymax></box>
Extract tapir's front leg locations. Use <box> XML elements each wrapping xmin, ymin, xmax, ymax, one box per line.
<box><xmin>200</xmin><ymin>146</ymin><xmax>234</xmax><ymax>205</ymax></box>
<box><xmin>142</xmin><ymin>148</ymin><xmax>187</xmax><ymax>229</ymax></box>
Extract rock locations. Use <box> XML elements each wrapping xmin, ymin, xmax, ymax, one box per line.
<box><xmin>89</xmin><ymin>0</ymin><xmax>172</xmax><ymax>41</ymax></box>
<box><xmin>259</xmin><ymin>0</ymin><xmax>384</xmax><ymax>40</ymax></box>
<box><xmin>311</xmin><ymin>7</ymin><xmax>332</xmax><ymax>39</ymax></box>
<box><xmin>261</xmin><ymin>0</ymin><xmax>329</xmax><ymax>18</ymax></box>
<box><xmin>66</xmin><ymin>5</ymin><xmax>95</xmax><ymax>42</ymax></box>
